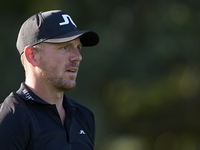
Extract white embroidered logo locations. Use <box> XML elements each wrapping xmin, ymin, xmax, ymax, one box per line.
<box><xmin>59</xmin><ymin>14</ymin><xmax>77</xmax><ymax>27</ymax></box>
<box><xmin>79</xmin><ymin>130</ymin><xmax>86</xmax><ymax>135</ymax></box>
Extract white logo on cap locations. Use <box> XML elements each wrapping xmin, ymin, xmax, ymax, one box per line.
<box><xmin>59</xmin><ymin>14</ymin><xmax>77</xmax><ymax>27</ymax></box>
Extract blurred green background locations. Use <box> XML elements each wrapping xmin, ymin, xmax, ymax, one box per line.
<box><xmin>0</xmin><ymin>0</ymin><xmax>200</xmax><ymax>149</ymax></box>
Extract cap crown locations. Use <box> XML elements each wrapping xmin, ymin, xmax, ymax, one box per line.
<box><xmin>16</xmin><ymin>10</ymin><xmax>99</xmax><ymax>54</ymax></box>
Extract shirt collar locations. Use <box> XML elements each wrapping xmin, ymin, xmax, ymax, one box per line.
<box><xmin>16</xmin><ymin>82</ymin><xmax>76</xmax><ymax>109</ymax></box>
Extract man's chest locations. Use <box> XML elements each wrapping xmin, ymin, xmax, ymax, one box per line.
<box><xmin>27</xmin><ymin>107</ymin><xmax>93</xmax><ymax>150</ymax></box>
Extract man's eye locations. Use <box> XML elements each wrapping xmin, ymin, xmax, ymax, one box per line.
<box><xmin>78</xmin><ymin>46</ymin><xmax>82</xmax><ymax>51</ymax></box>
<box><xmin>60</xmin><ymin>46</ymin><xmax>69</xmax><ymax>50</ymax></box>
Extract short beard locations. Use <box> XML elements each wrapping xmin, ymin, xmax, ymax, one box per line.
<box><xmin>41</xmin><ymin>70</ymin><xmax>76</xmax><ymax>92</ymax></box>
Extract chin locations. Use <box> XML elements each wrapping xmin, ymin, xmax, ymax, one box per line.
<box><xmin>63</xmin><ymin>81</ymin><xmax>76</xmax><ymax>91</ymax></box>
<box><xmin>52</xmin><ymin>78</ymin><xmax>77</xmax><ymax>92</ymax></box>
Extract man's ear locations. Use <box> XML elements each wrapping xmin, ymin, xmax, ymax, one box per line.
<box><xmin>24</xmin><ymin>46</ymin><xmax>37</xmax><ymax>67</ymax></box>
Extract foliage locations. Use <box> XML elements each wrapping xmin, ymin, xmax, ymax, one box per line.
<box><xmin>0</xmin><ymin>0</ymin><xmax>200</xmax><ymax>149</ymax></box>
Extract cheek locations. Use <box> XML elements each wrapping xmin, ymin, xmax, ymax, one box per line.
<box><xmin>37</xmin><ymin>55</ymin><xmax>56</xmax><ymax>72</ymax></box>
<box><xmin>49</xmin><ymin>60</ymin><xmax>67</xmax><ymax>75</ymax></box>
<box><xmin>37</xmin><ymin>52</ymin><xmax>68</xmax><ymax>73</ymax></box>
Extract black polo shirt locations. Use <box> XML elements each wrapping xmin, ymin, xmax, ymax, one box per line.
<box><xmin>0</xmin><ymin>83</ymin><xmax>95</xmax><ymax>150</ymax></box>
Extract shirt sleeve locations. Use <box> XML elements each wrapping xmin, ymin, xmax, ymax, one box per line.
<box><xmin>0</xmin><ymin>96</ymin><xmax>30</xmax><ymax>150</ymax></box>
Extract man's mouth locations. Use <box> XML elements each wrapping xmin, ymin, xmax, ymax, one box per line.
<box><xmin>68</xmin><ymin>69</ymin><xmax>76</xmax><ymax>73</ymax></box>
<box><xmin>66</xmin><ymin>68</ymin><xmax>78</xmax><ymax>73</ymax></box>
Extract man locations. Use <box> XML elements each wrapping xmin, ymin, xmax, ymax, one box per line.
<box><xmin>0</xmin><ymin>10</ymin><xmax>99</xmax><ymax>150</ymax></box>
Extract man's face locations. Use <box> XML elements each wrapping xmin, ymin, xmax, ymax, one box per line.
<box><xmin>36</xmin><ymin>38</ymin><xmax>82</xmax><ymax>92</ymax></box>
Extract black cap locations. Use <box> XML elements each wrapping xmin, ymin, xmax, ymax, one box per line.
<box><xmin>16</xmin><ymin>10</ymin><xmax>99</xmax><ymax>55</ymax></box>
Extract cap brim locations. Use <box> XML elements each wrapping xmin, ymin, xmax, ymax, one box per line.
<box><xmin>44</xmin><ymin>30</ymin><xmax>99</xmax><ymax>46</ymax></box>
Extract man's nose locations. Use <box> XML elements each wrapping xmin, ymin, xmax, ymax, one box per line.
<box><xmin>69</xmin><ymin>48</ymin><xmax>82</xmax><ymax>62</ymax></box>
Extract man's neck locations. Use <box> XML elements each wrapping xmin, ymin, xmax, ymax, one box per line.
<box><xmin>25</xmin><ymin>81</ymin><xmax>66</xmax><ymax>124</ymax></box>
<box><xmin>25</xmin><ymin>81</ymin><xmax>63</xmax><ymax>103</ymax></box>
